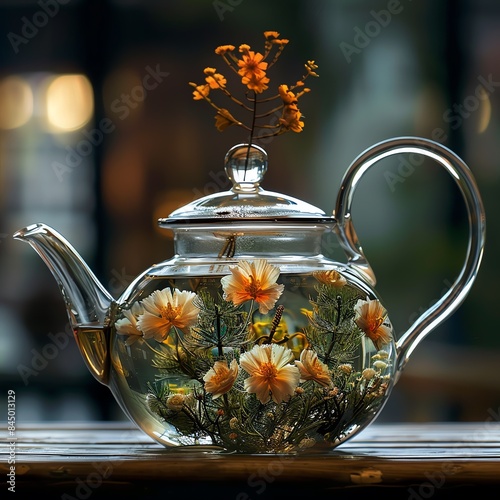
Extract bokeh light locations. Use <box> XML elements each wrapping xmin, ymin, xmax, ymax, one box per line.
<box><xmin>0</xmin><ymin>75</ymin><xmax>33</xmax><ymax>130</ymax></box>
<box><xmin>45</xmin><ymin>74</ymin><xmax>94</xmax><ymax>132</ymax></box>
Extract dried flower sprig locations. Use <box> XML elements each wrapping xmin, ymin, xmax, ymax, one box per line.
<box><xmin>189</xmin><ymin>30</ymin><xmax>319</xmax><ymax>146</ymax></box>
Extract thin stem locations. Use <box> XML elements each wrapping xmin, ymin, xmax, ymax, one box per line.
<box><xmin>255</xmin><ymin>104</ymin><xmax>284</xmax><ymax>119</ymax></box>
<box><xmin>239</xmin><ymin>300</ymin><xmax>255</xmax><ymax>340</ymax></box>
<box><xmin>221</xmin><ymin>53</ymin><xmax>241</xmax><ymax>74</ymax></box>
<box><xmin>142</xmin><ymin>339</ymin><xmax>168</xmax><ymax>358</ymax></box>
<box><xmin>256</xmin><ymin>93</ymin><xmax>281</xmax><ymax>103</ymax></box>
<box><xmin>324</xmin><ymin>296</ymin><xmax>342</xmax><ymax>364</ymax></box>
<box><xmin>267</xmin><ymin>44</ymin><xmax>286</xmax><ymax>69</ymax></box>
<box><xmin>215</xmin><ymin>304</ymin><xmax>224</xmax><ymax>357</ymax></box>
<box><xmin>255</xmin><ymin>130</ymin><xmax>285</xmax><ymax>140</ymax></box>
<box><xmin>190</xmin><ymin>83</ymin><xmax>253</xmax><ymax>116</ymax></box>
<box><xmin>173</xmin><ymin>329</ymin><xmax>190</xmax><ymax>375</ymax></box>
<box><xmin>181</xmin><ymin>405</ymin><xmax>218</xmax><ymax>444</ymax></box>
<box><xmin>244</xmin><ymin>90</ymin><xmax>258</xmax><ymax>178</ymax></box>
<box><xmin>219</xmin><ymin>87</ymin><xmax>254</xmax><ymax>112</ymax></box>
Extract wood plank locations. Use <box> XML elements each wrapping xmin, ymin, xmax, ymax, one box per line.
<box><xmin>3</xmin><ymin>421</ymin><xmax>500</xmax><ymax>498</ymax></box>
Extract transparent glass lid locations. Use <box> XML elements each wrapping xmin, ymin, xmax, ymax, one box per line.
<box><xmin>159</xmin><ymin>144</ymin><xmax>333</xmax><ymax>227</ymax></box>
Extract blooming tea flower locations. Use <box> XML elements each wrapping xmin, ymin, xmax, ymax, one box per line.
<box><xmin>203</xmin><ymin>359</ymin><xmax>239</xmax><ymax>399</ymax></box>
<box><xmin>313</xmin><ymin>270</ymin><xmax>347</xmax><ymax>287</ymax></box>
<box><xmin>115</xmin><ymin>302</ymin><xmax>144</xmax><ymax>345</ymax></box>
<box><xmin>221</xmin><ymin>259</ymin><xmax>284</xmax><ymax>314</ymax></box>
<box><xmin>338</xmin><ymin>363</ymin><xmax>353</xmax><ymax>375</ymax></box>
<box><xmin>354</xmin><ymin>298</ymin><xmax>392</xmax><ymax>350</ymax></box>
<box><xmin>166</xmin><ymin>393</ymin><xmax>189</xmax><ymax>411</ymax></box>
<box><xmin>239</xmin><ymin>344</ymin><xmax>300</xmax><ymax>404</ymax></box>
<box><xmin>361</xmin><ymin>368</ymin><xmax>376</xmax><ymax>380</ymax></box>
<box><xmin>137</xmin><ymin>288</ymin><xmax>200</xmax><ymax>342</ymax></box>
<box><xmin>372</xmin><ymin>349</ymin><xmax>390</xmax><ymax>361</ymax></box>
<box><xmin>295</xmin><ymin>349</ymin><xmax>332</xmax><ymax>387</ymax></box>
<box><xmin>372</xmin><ymin>360</ymin><xmax>388</xmax><ymax>371</ymax></box>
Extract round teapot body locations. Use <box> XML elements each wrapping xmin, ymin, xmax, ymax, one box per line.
<box><xmin>105</xmin><ymin>229</ymin><xmax>396</xmax><ymax>453</ymax></box>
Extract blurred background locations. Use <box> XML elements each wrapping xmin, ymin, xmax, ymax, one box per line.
<box><xmin>0</xmin><ymin>0</ymin><xmax>499</xmax><ymax>425</ymax></box>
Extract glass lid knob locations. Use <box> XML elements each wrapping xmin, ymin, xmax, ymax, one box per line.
<box><xmin>224</xmin><ymin>143</ymin><xmax>268</xmax><ymax>193</ymax></box>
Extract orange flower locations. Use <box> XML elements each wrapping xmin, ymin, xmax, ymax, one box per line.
<box><xmin>206</xmin><ymin>74</ymin><xmax>226</xmax><ymax>89</ymax></box>
<box><xmin>263</xmin><ymin>31</ymin><xmax>288</xmax><ymax>48</ymax></box>
<box><xmin>354</xmin><ymin>298</ymin><xmax>392</xmax><ymax>350</ymax></box>
<box><xmin>295</xmin><ymin>349</ymin><xmax>332</xmax><ymax>387</ymax></box>
<box><xmin>305</xmin><ymin>60</ymin><xmax>319</xmax><ymax>77</ymax></box>
<box><xmin>278</xmin><ymin>84</ymin><xmax>297</xmax><ymax>105</ymax></box>
<box><xmin>191</xmin><ymin>31</ymin><xmax>318</xmax><ymax>141</ymax></box>
<box><xmin>237</xmin><ymin>51</ymin><xmax>269</xmax><ymax>93</ymax></box>
<box><xmin>263</xmin><ymin>31</ymin><xmax>280</xmax><ymax>39</ymax></box>
<box><xmin>137</xmin><ymin>288</ymin><xmax>200</xmax><ymax>342</ymax></box>
<box><xmin>242</xmin><ymin>73</ymin><xmax>270</xmax><ymax>93</ymax></box>
<box><xmin>214</xmin><ymin>108</ymin><xmax>238</xmax><ymax>131</ymax></box>
<box><xmin>204</xmin><ymin>67</ymin><xmax>226</xmax><ymax>89</ymax></box>
<box><xmin>313</xmin><ymin>270</ymin><xmax>347</xmax><ymax>287</ymax></box>
<box><xmin>238</xmin><ymin>44</ymin><xmax>251</xmax><ymax>54</ymax></box>
<box><xmin>221</xmin><ymin>259</ymin><xmax>284</xmax><ymax>314</ymax></box>
<box><xmin>279</xmin><ymin>84</ymin><xmax>310</xmax><ymax>104</ymax></box>
<box><xmin>279</xmin><ymin>103</ymin><xmax>304</xmax><ymax>133</ymax></box>
<box><xmin>240</xmin><ymin>344</ymin><xmax>300</xmax><ymax>404</ymax></box>
<box><xmin>215</xmin><ymin>44</ymin><xmax>235</xmax><ymax>55</ymax></box>
<box><xmin>237</xmin><ymin>50</ymin><xmax>267</xmax><ymax>77</ymax></box>
<box><xmin>272</xmin><ymin>38</ymin><xmax>289</xmax><ymax>46</ymax></box>
<box><xmin>192</xmin><ymin>83</ymin><xmax>210</xmax><ymax>100</ymax></box>
<box><xmin>203</xmin><ymin>359</ymin><xmax>239</xmax><ymax>399</ymax></box>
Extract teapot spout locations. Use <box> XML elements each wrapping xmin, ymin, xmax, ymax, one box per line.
<box><xmin>13</xmin><ymin>223</ymin><xmax>114</xmax><ymax>385</ymax></box>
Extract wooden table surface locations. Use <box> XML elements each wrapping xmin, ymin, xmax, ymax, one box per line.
<box><xmin>3</xmin><ymin>420</ymin><xmax>500</xmax><ymax>499</ymax></box>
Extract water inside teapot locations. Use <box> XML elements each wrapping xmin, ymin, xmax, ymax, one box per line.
<box><xmin>86</xmin><ymin>269</ymin><xmax>397</xmax><ymax>453</ymax></box>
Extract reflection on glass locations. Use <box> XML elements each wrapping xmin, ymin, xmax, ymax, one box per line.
<box><xmin>477</xmin><ymin>87</ymin><xmax>491</xmax><ymax>134</ymax></box>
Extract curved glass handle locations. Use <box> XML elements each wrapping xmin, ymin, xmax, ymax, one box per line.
<box><xmin>333</xmin><ymin>136</ymin><xmax>486</xmax><ymax>378</ymax></box>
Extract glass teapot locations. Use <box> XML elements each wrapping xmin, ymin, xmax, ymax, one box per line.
<box><xmin>14</xmin><ymin>136</ymin><xmax>485</xmax><ymax>454</ymax></box>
